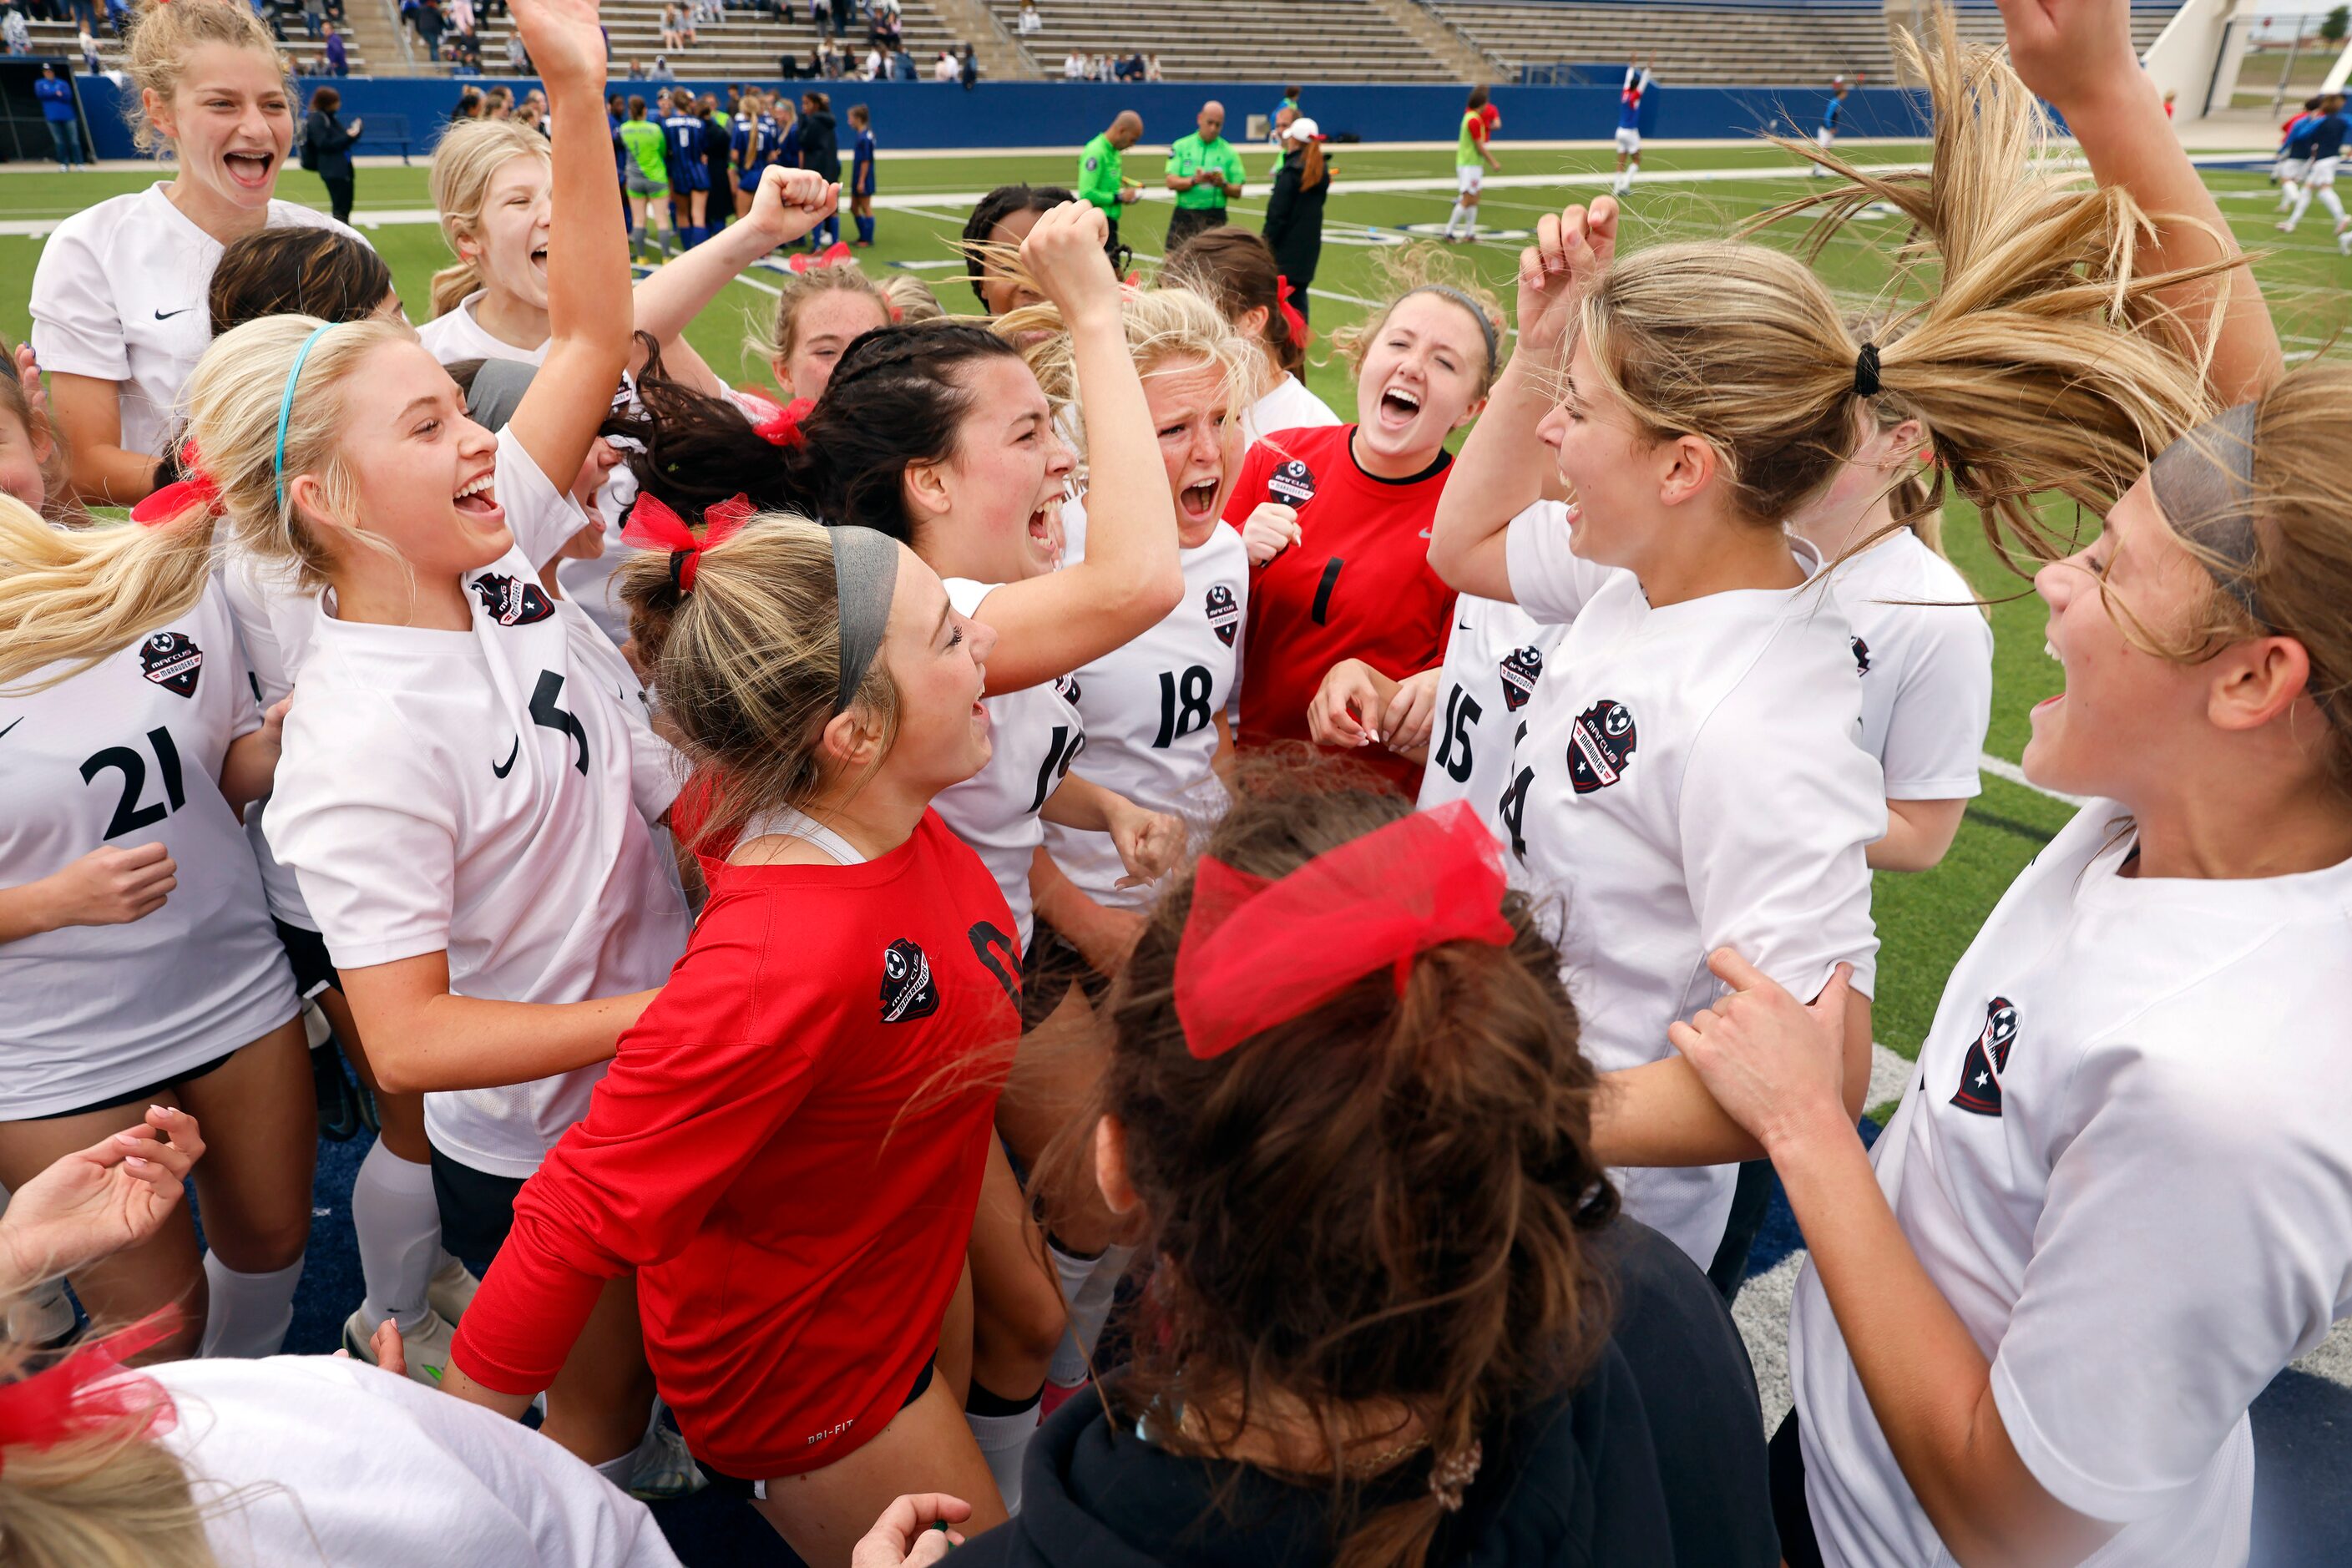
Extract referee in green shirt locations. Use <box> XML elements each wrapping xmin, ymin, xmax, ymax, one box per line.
<box><xmin>1079</xmin><ymin>110</ymin><xmax>1144</xmax><ymax>254</ymax></box>
<box><xmin>1164</xmin><ymin>99</ymin><xmax>1246</xmax><ymax>252</ymax></box>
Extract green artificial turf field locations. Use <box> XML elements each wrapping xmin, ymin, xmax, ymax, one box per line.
<box><xmin>3</xmin><ymin>139</ymin><xmax>2335</xmax><ymax>1068</ymax></box>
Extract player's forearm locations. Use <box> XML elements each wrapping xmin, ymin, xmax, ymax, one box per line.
<box><xmin>359</xmin><ymin>988</ymin><xmax>657</xmax><ymax>1095</ymax></box>
<box><xmin>0</xmin><ymin>878</ymin><xmax>68</xmax><ymax>946</ymax></box>
<box><xmin>1868</xmin><ymin>797</ymin><xmax>1967</xmax><ymax>873</ymax></box>
<box><xmin>218</xmin><ymin>731</ymin><xmax>281</xmax><ymax>812</ymax></box>
<box><xmin>630</xmin><ymin>215</ymin><xmax>778</xmax><ymax>345</ymax></box>
<box><xmin>544</xmin><ymin>63</ymin><xmax>630</xmax><ymax>391</ymax></box>
<box><xmin>2057</xmin><ymin>73</ymin><xmax>2279</xmax><ymax>401</ymax></box>
<box><xmin>1063</xmin><ymin>307</ymin><xmax>1184</xmax><ymax>627</ymax></box>
<box><xmin>1038</xmin><ymin>771</ymin><xmax>1118</xmax><ymax>832</ymax></box>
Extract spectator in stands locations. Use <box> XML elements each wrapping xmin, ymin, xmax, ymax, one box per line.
<box><xmin>1145</xmin><ymin>52</ymin><xmax>1161</xmax><ymax>81</ymax></box>
<box><xmin>301</xmin><ymin>0</ymin><xmax>321</xmax><ymax>38</ymax></box>
<box><xmin>1262</xmin><ymin>114</ymin><xmax>1328</xmax><ymax>321</ymax></box>
<box><xmin>820</xmin><ymin>37</ymin><xmax>843</xmax><ymax>76</ymax></box>
<box><xmin>78</xmin><ymin>22</ymin><xmax>99</xmax><ymax>69</ymax></box>
<box><xmin>449</xmin><ymin>0</ymin><xmax>472</xmax><ymax>35</ymax></box>
<box><xmin>3</xmin><ymin>8</ymin><xmax>33</xmax><ymax>54</ymax></box>
<box><xmin>660</xmin><ymin>3</ymin><xmax>681</xmax><ymax>49</ymax></box>
<box><xmin>868</xmin><ymin>0</ymin><xmax>898</xmax><ymax>46</ymax></box>
<box><xmin>626</xmin><ymin>57</ymin><xmax>644</xmax><ymax>78</ymax></box>
<box><xmin>829</xmin><ymin>0</ymin><xmax>847</xmax><ymax>38</ymax></box>
<box><xmin>1063</xmin><ymin>48</ymin><xmax>1084</xmax><ymax>82</ymax></box>
<box><xmin>324</xmin><ymin>18</ymin><xmax>347</xmax><ymax>71</ymax></box>
<box><xmin>1018</xmin><ymin>0</ymin><xmax>1038</xmax><ymax>34</ymax></box>
<box><xmin>1165</xmin><ymin>99</ymin><xmax>1244</xmax><ymax>252</ymax></box>
<box><xmin>961</xmin><ymin>41</ymin><xmax>976</xmax><ymax>89</ymax></box>
<box><xmin>505</xmin><ymin>28</ymin><xmax>527</xmax><ymax>70</ymax></box>
<box><xmin>415</xmin><ymin>0</ymin><xmax>444</xmax><ymax>58</ymax></box>
<box><xmin>303</xmin><ymin>83</ymin><xmax>361</xmax><ymax>224</ymax></box>
<box><xmin>933</xmin><ymin>47</ymin><xmax>955</xmax><ymax>82</ymax></box>
<box><xmin>862</xmin><ymin>40</ymin><xmax>882</xmax><ymax>78</ymax></box>
<box><xmin>1080</xmin><ymin>110</ymin><xmax>1143</xmax><ymax>254</ymax></box>
<box><xmin>34</xmin><ymin>63</ymin><xmax>81</xmax><ymax>169</ymax></box>
<box><xmin>651</xmin><ymin>53</ymin><xmax>675</xmax><ymax>79</ymax></box>
<box><xmin>889</xmin><ymin>40</ymin><xmax>918</xmax><ymax>80</ymax></box>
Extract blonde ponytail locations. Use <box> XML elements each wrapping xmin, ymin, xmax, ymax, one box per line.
<box><xmin>427</xmin><ymin>119</ymin><xmax>553</xmax><ymax>321</ymax></box>
<box><xmin>998</xmin><ymin>285</ymin><xmax>1260</xmax><ymax>478</ymax></box>
<box><xmin>0</xmin><ymin>314</ymin><xmax>407</xmax><ymax>692</ymax></box>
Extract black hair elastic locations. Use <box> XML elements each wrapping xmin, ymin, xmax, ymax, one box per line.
<box><xmin>1853</xmin><ymin>342</ymin><xmax>1882</xmax><ymax>398</ymax></box>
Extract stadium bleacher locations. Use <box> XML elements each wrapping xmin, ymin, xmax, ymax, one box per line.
<box><xmin>18</xmin><ymin>7</ymin><xmax>377</xmax><ymax>76</ymax></box>
<box><xmin>1439</xmin><ymin>0</ymin><xmax>2184</xmax><ymax>86</ymax></box>
<box><xmin>988</xmin><ymin>0</ymin><xmax>1458</xmax><ymax>83</ymax></box>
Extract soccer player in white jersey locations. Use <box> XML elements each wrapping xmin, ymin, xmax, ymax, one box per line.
<box><xmin>55</xmin><ymin>0</ymin><xmax>690</xmax><ymax>1494</ymax></box>
<box><xmin>1788</xmin><ymin>324</ymin><xmax>1993</xmax><ymax>873</ymax></box>
<box><xmin>1161</xmin><ymin>225</ymin><xmax>1343</xmax><ymax>445</ymax></box>
<box><xmin>1667</xmin><ymin>4</ymin><xmax>2352</xmax><ymax>1562</ymax></box>
<box><xmin>0</xmin><ymin>495</ymin><xmax>312</xmax><ymax>1363</ymax></box>
<box><xmin>615</xmin><ymin>200</ymin><xmax>1186</xmax><ymax>1505</ymax></box>
<box><xmin>419</xmin><ymin>119</ymin><xmax>840</xmax><ymax>640</ymax></box>
<box><xmin>28</xmin><ymin>0</ymin><xmax>367</xmax><ymax>508</ymax></box>
<box><xmin>1407</xmin><ymin>571</ymin><xmax>1570</xmax><ymax>842</ymax></box>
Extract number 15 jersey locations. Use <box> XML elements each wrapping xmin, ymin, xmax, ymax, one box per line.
<box><xmin>0</xmin><ymin>583</ymin><xmax>298</xmax><ymax>1117</ymax></box>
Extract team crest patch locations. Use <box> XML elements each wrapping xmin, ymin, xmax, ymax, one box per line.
<box><xmin>879</xmin><ymin>938</ymin><xmax>940</xmax><ymax>1023</ymax></box>
<box><xmin>1206</xmin><ymin>584</ymin><xmax>1240</xmax><ymax>647</ymax></box>
<box><xmin>1055</xmin><ymin>674</ymin><xmax>1081</xmax><ymax>705</ymax></box>
<box><xmin>470</xmin><ymin>573</ymin><xmax>555</xmax><ymax>627</ymax></box>
<box><xmin>139</xmin><ymin>631</ymin><xmax>203</xmax><ymax>699</ymax></box>
<box><xmin>1267</xmin><ymin>458</ymin><xmax>1316</xmax><ymax>507</ymax></box>
<box><xmin>1499</xmin><ymin>645</ymin><xmax>1542</xmax><ymax>712</ymax></box>
<box><xmin>1851</xmin><ymin>635</ymin><xmax>1871</xmax><ymax>676</ymax></box>
<box><xmin>1950</xmin><ymin>996</ymin><xmax>2017</xmax><ymax>1117</ymax></box>
<box><xmin>1565</xmin><ymin>699</ymin><xmax>1636</xmax><ymax>793</ymax></box>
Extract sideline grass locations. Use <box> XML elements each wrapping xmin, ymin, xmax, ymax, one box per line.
<box><xmin>5</xmin><ymin>139</ymin><xmax>2318</xmax><ymax>1051</ymax></box>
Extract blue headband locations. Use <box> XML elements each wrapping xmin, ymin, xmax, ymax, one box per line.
<box><xmin>274</xmin><ymin>322</ymin><xmax>336</xmax><ymax>512</ymax></box>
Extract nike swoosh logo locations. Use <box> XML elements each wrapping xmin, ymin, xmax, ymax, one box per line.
<box><xmin>492</xmin><ymin>736</ymin><xmax>520</xmax><ymax>777</ymax></box>
<box><xmin>0</xmin><ymin>718</ymin><xmax>19</xmax><ymax>741</ymax></box>
<box><xmin>154</xmin><ymin>307</ymin><xmax>194</xmax><ymax>321</ymax></box>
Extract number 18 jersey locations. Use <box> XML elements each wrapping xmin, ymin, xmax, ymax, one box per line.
<box><xmin>1044</xmin><ymin>524</ymin><xmax>1247</xmax><ymax>910</ymax></box>
<box><xmin>0</xmin><ymin>582</ymin><xmax>298</xmax><ymax>1117</ymax></box>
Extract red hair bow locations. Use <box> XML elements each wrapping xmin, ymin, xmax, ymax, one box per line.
<box><xmin>1173</xmin><ymin>802</ymin><xmax>1513</xmax><ymax>1060</ymax></box>
<box><xmin>1276</xmin><ymin>276</ymin><xmax>1311</xmax><ymax>350</ymax></box>
<box><xmin>751</xmin><ymin>397</ymin><xmax>815</xmax><ymax>449</ymax></box>
<box><xmin>0</xmin><ymin>1313</ymin><xmax>177</xmax><ymax>1474</ymax></box>
<box><xmin>620</xmin><ymin>493</ymin><xmax>753</xmax><ymax>594</ymax></box>
<box><xmin>130</xmin><ymin>441</ymin><xmax>224</xmax><ymax>528</ymax></box>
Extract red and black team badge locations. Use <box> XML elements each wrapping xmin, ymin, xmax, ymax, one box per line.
<box><xmin>1205</xmin><ymin>584</ymin><xmax>1241</xmax><ymax>647</ymax></box>
<box><xmin>1054</xmin><ymin>674</ymin><xmax>1082</xmax><ymax>705</ymax></box>
<box><xmin>1851</xmin><ymin>635</ymin><xmax>1871</xmax><ymax>676</ymax></box>
<box><xmin>879</xmin><ymin>938</ymin><xmax>940</xmax><ymax>1023</ymax></box>
<box><xmin>1950</xmin><ymin>996</ymin><xmax>2017</xmax><ymax>1117</ymax></box>
<box><xmin>1566</xmin><ymin>699</ymin><xmax>1636</xmax><ymax>793</ymax></box>
<box><xmin>470</xmin><ymin>573</ymin><xmax>555</xmax><ymax>628</ymax></box>
<box><xmin>139</xmin><ymin>631</ymin><xmax>203</xmax><ymax>699</ymax></box>
<box><xmin>1267</xmin><ymin>458</ymin><xmax>1316</xmax><ymax>508</ymax></box>
<box><xmin>1500</xmin><ymin>645</ymin><xmax>1543</xmax><ymax>712</ymax></box>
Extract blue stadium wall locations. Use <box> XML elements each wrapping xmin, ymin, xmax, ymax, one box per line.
<box><xmin>67</xmin><ymin>73</ymin><xmax>1927</xmax><ymax>161</ymax></box>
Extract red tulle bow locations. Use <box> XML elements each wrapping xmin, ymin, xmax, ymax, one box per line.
<box><xmin>751</xmin><ymin>396</ymin><xmax>814</xmax><ymax>449</ymax></box>
<box><xmin>129</xmin><ymin>442</ymin><xmax>223</xmax><ymax>528</ymax></box>
<box><xmin>1276</xmin><ymin>276</ymin><xmax>1312</xmax><ymax>349</ymax></box>
<box><xmin>0</xmin><ymin>1313</ymin><xmax>178</xmax><ymax>1474</ymax></box>
<box><xmin>1172</xmin><ymin>802</ymin><xmax>1513</xmax><ymax>1060</ymax></box>
<box><xmin>620</xmin><ymin>493</ymin><xmax>753</xmax><ymax>594</ymax></box>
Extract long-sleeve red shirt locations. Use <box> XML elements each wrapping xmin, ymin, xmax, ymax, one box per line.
<box><xmin>448</xmin><ymin>811</ymin><xmax>1024</xmax><ymax>1479</ymax></box>
<box><xmin>1225</xmin><ymin>424</ymin><xmax>1458</xmax><ymax>793</ymax></box>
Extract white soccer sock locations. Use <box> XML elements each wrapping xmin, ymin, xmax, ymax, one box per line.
<box><xmin>965</xmin><ymin>1397</ymin><xmax>1040</xmax><ymax>1515</ymax></box>
<box><xmin>1443</xmin><ymin>198</ymin><xmax>1467</xmax><ymax>236</ymax></box>
<box><xmin>2318</xmin><ymin>187</ymin><xmax>2346</xmax><ymax>225</ymax></box>
<box><xmin>590</xmin><ymin>1400</ymin><xmax>668</xmax><ymax>1486</ymax></box>
<box><xmin>1046</xmin><ymin>1242</ymin><xmax>1135</xmax><ymax>1387</ymax></box>
<box><xmin>2286</xmin><ymin>186</ymin><xmax>2314</xmax><ymax>228</ymax></box>
<box><xmin>353</xmin><ymin>1140</ymin><xmax>443</xmax><ymax>1334</ymax></box>
<box><xmin>1044</xmin><ymin>1241</ymin><xmax>1101</xmax><ymax>1387</ymax></box>
<box><xmin>2281</xmin><ymin>181</ymin><xmax>2301</xmax><ymax>209</ymax></box>
<box><xmin>200</xmin><ymin>1252</ymin><xmax>305</xmax><ymax>1358</ymax></box>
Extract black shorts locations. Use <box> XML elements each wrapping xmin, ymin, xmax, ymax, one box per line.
<box><xmin>1768</xmin><ymin>1409</ymin><xmax>1825</xmax><ymax>1568</ymax></box>
<box><xmin>696</xmin><ymin>1357</ymin><xmax>938</xmax><ymax>1500</ymax></box>
<box><xmin>1019</xmin><ymin>923</ymin><xmax>1110</xmax><ymax>1034</ymax></box>
<box><xmin>430</xmin><ymin>1146</ymin><xmax>529</xmax><ymax>1263</ymax></box>
<box><xmin>272</xmin><ymin>918</ymin><xmax>341</xmax><ymax>999</ymax></box>
<box><xmin>23</xmin><ymin>1045</ymin><xmax>238</xmax><ymax>1120</ymax></box>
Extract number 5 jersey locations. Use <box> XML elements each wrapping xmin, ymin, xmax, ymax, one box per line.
<box><xmin>0</xmin><ymin>582</ymin><xmax>299</xmax><ymax>1117</ymax></box>
<box><xmin>265</xmin><ymin>428</ymin><xmax>691</xmax><ymax>1179</ymax></box>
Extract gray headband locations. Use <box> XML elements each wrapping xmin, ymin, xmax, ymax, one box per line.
<box><xmin>463</xmin><ymin>357</ymin><xmax>538</xmax><ymax>433</ymax></box>
<box><xmin>2148</xmin><ymin>401</ymin><xmax>2262</xmax><ymax>624</ymax></box>
<box><xmin>829</xmin><ymin>524</ymin><xmax>898</xmax><ymax>714</ymax></box>
<box><xmin>1404</xmin><ymin>285</ymin><xmax>1500</xmax><ymax>374</ymax></box>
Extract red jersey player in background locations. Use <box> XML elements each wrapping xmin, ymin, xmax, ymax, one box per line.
<box><xmin>1223</xmin><ymin>256</ymin><xmax>1504</xmax><ymax>794</ymax></box>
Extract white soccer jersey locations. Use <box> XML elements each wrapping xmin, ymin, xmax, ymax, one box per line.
<box><xmin>28</xmin><ymin>186</ymin><xmax>362</xmax><ymax>461</ymax></box>
<box><xmin>1502</xmin><ymin>506</ymin><xmax>1884</xmax><ymax>1266</ymax></box>
<box><xmin>1042</xmin><ymin>524</ymin><xmax>1245</xmax><ymax>910</ymax></box>
<box><xmin>934</xmin><ymin>578</ymin><xmax>1086</xmax><ymax>951</ymax></box>
<box><xmin>1416</xmin><ymin>589</ymin><xmax>1566</xmax><ymax>839</ymax></box>
<box><xmin>1790</xmin><ymin>804</ymin><xmax>2352</xmax><ymax>1568</ymax></box>
<box><xmin>153</xmin><ymin>1358</ymin><xmax>682</xmax><ymax>1568</ymax></box>
<box><xmin>1243</xmin><ymin>373</ymin><xmax>1342</xmax><ymax>447</ymax></box>
<box><xmin>0</xmin><ymin>582</ymin><xmax>299</xmax><ymax>1118</ymax></box>
<box><xmin>415</xmin><ymin>291</ymin><xmax>639</xmax><ymax>645</ymax></box>
<box><xmin>1820</xmin><ymin>529</ymin><xmax>1992</xmax><ymax>799</ymax></box>
<box><xmin>264</xmin><ymin>430</ymin><xmax>690</xmax><ymax>1178</ymax></box>
<box><xmin>220</xmin><ymin>544</ymin><xmax>321</xmax><ymax>929</ymax></box>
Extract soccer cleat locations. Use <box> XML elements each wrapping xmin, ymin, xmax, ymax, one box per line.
<box><xmin>427</xmin><ymin>1255</ymin><xmax>481</xmax><ymax>1324</ymax></box>
<box><xmin>344</xmin><ymin>1305</ymin><xmax>458</xmax><ymax>1389</ymax></box>
<box><xmin>626</xmin><ymin>1420</ymin><xmax>709</xmax><ymax>1500</ymax></box>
